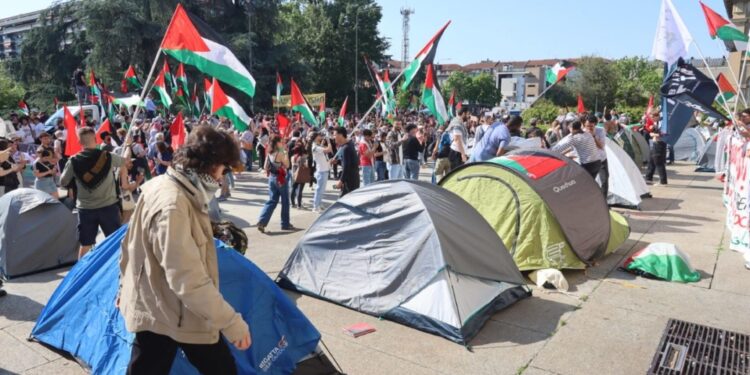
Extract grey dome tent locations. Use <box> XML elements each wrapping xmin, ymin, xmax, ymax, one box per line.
<box><xmin>695</xmin><ymin>134</ymin><xmax>718</xmax><ymax>172</ymax></box>
<box><xmin>277</xmin><ymin>180</ymin><xmax>531</xmax><ymax>344</ymax></box>
<box><xmin>0</xmin><ymin>189</ymin><xmax>78</xmax><ymax>279</ymax></box>
<box><xmin>674</xmin><ymin>127</ymin><xmax>706</xmax><ymax>162</ymax></box>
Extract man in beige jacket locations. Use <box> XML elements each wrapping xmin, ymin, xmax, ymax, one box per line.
<box><xmin>119</xmin><ymin>126</ymin><xmax>250</xmax><ymax>375</ymax></box>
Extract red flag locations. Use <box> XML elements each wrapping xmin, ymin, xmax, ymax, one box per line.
<box><xmin>121</xmin><ymin>79</ymin><xmax>128</xmax><ymax>93</ymax></box>
<box><xmin>95</xmin><ymin>118</ymin><xmax>111</xmax><ymax>144</ymax></box>
<box><xmin>455</xmin><ymin>101</ymin><xmax>462</xmax><ymax>113</ymax></box>
<box><xmin>577</xmin><ymin>94</ymin><xmax>585</xmax><ymax>113</ymax></box>
<box><xmin>63</xmin><ymin>106</ymin><xmax>82</xmax><ymax>156</ymax></box>
<box><xmin>79</xmin><ymin>105</ymin><xmax>86</xmax><ymax>128</ymax></box>
<box><xmin>644</xmin><ymin>94</ymin><xmax>655</xmax><ymax>131</ymax></box>
<box><xmin>170</xmin><ymin>112</ymin><xmax>186</xmax><ymax>149</ymax></box>
<box><xmin>277</xmin><ymin>113</ymin><xmax>291</xmax><ymax>138</ymax></box>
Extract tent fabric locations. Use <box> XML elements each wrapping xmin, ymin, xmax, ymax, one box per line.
<box><xmin>601</xmin><ymin>139</ymin><xmax>650</xmax><ymax>208</ymax></box>
<box><xmin>0</xmin><ymin>188</ymin><xmax>78</xmax><ymax>279</ymax></box>
<box><xmin>277</xmin><ymin>180</ymin><xmax>530</xmax><ymax>344</ymax></box>
<box><xmin>695</xmin><ymin>135</ymin><xmax>718</xmax><ymax>172</ymax></box>
<box><xmin>31</xmin><ymin>225</ymin><xmax>323</xmax><ymax>375</ymax></box>
<box><xmin>673</xmin><ymin>127</ymin><xmax>706</xmax><ymax>162</ymax></box>
<box><xmin>501</xmin><ymin>149</ymin><xmax>611</xmax><ymax>262</ymax></box>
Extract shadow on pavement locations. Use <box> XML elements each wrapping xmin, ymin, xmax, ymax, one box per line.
<box><xmin>0</xmin><ymin>294</ymin><xmax>45</xmax><ymax>323</ymax></box>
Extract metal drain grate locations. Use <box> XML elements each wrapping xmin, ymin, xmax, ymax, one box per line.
<box><xmin>648</xmin><ymin>319</ymin><xmax>750</xmax><ymax>374</ymax></box>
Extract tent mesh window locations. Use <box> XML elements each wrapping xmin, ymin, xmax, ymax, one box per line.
<box><xmin>648</xmin><ymin>319</ymin><xmax>749</xmax><ymax>375</ymax></box>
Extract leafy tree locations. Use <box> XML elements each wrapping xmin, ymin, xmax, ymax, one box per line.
<box><xmin>0</xmin><ymin>64</ymin><xmax>26</xmax><ymax>112</ymax></box>
<box><xmin>443</xmin><ymin>71</ymin><xmax>472</xmax><ymax>101</ymax></box>
<box><xmin>471</xmin><ymin>73</ymin><xmax>501</xmax><ymax>106</ymax></box>
<box><xmin>521</xmin><ymin>98</ymin><xmax>560</xmax><ymax>123</ymax></box>
<box><xmin>613</xmin><ymin>56</ymin><xmax>662</xmax><ymax>107</ymax></box>
<box><xmin>568</xmin><ymin>56</ymin><xmax>618</xmax><ymax>111</ymax></box>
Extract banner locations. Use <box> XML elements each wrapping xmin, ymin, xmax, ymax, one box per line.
<box><xmin>273</xmin><ymin>93</ymin><xmax>325</xmax><ymax>108</ymax></box>
<box><xmin>724</xmin><ymin>133</ymin><xmax>750</xmax><ymax>254</ymax></box>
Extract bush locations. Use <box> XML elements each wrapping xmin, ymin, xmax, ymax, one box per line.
<box><xmin>522</xmin><ymin>98</ymin><xmax>561</xmax><ymax>123</ymax></box>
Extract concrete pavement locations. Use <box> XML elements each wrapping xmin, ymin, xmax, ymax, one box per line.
<box><xmin>1</xmin><ymin>162</ymin><xmax>749</xmax><ymax>375</ymax></box>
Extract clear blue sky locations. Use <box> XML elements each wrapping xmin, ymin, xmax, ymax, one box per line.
<box><xmin>0</xmin><ymin>0</ymin><xmax>731</xmax><ymax>65</ymax></box>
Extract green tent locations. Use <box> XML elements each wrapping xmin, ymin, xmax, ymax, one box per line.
<box><xmin>440</xmin><ymin>150</ymin><xmax>630</xmax><ymax>271</ymax></box>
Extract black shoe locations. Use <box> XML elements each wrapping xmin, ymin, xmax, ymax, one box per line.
<box><xmin>282</xmin><ymin>225</ymin><xmax>297</xmax><ymax>230</ymax></box>
<box><xmin>257</xmin><ymin>224</ymin><xmax>266</xmax><ymax>233</ymax></box>
<box><xmin>0</xmin><ymin>289</ymin><xmax>6</xmax><ymax>298</ymax></box>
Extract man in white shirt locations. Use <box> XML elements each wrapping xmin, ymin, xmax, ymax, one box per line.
<box><xmin>585</xmin><ymin>114</ymin><xmax>608</xmax><ymax>197</ymax></box>
<box><xmin>447</xmin><ymin>108</ymin><xmax>470</xmax><ymax>170</ymax></box>
<box><xmin>239</xmin><ymin>128</ymin><xmax>254</xmax><ymax>171</ymax></box>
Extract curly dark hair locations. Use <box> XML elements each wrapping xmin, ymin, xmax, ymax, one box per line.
<box><xmin>172</xmin><ymin>125</ymin><xmax>240</xmax><ymax>174</ymax></box>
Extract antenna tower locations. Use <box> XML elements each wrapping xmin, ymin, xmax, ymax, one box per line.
<box><xmin>400</xmin><ymin>7</ymin><xmax>414</xmax><ymax>69</ymax></box>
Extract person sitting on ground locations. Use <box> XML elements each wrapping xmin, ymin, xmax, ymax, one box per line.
<box><xmin>551</xmin><ymin>120</ymin><xmax>602</xmax><ymax>178</ymax></box>
<box><xmin>60</xmin><ymin>127</ymin><xmax>128</xmax><ymax>258</ymax></box>
<box><xmin>119</xmin><ymin>125</ymin><xmax>250</xmax><ymax>374</ymax></box>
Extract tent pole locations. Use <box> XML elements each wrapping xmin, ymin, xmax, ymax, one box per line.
<box><xmin>125</xmin><ymin>48</ymin><xmax>163</xmax><ymax>143</ymax></box>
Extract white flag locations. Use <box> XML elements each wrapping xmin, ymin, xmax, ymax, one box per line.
<box><xmin>651</xmin><ymin>0</ymin><xmax>693</xmax><ymax>66</ymax></box>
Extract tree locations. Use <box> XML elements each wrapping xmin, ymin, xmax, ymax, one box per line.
<box><xmin>443</xmin><ymin>71</ymin><xmax>471</xmax><ymax>101</ymax></box>
<box><xmin>568</xmin><ymin>56</ymin><xmax>618</xmax><ymax>111</ymax></box>
<box><xmin>613</xmin><ymin>56</ymin><xmax>662</xmax><ymax>107</ymax></box>
<box><xmin>0</xmin><ymin>64</ymin><xmax>26</xmax><ymax>112</ymax></box>
<box><xmin>471</xmin><ymin>73</ymin><xmax>501</xmax><ymax>107</ymax></box>
<box><xmin>521</xmin><ymin>98</ymin><xmax>560</xmax><ymax>123</ymax></box>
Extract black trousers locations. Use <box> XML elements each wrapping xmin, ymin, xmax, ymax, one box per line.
<box><xmin>646</xmin><ymin>153</ymin><xmax>668</xmax><ymax>184</ymax></box>
<box><xmin>581</xmin><ymin>160</ymin><xmax>602</xmax><ymax>179</ymax></box>
<box><xmin>448</xmin><ymin>149</ymin><xmax>464</xmax><ymax>171</ymax></box>
<box><xmin>291</xmin><ymin>182</ymin><xmax>304</xmax><ymax>206</ymax></box>
<box><xmin>598</xmin><ymin>160</ymin><xmax>609</xmax><ymax>198</ymax></box>
<box><xmin>127</xmin><ymin>331</ymin><xmax>236</xmax><ymax>375</ymax></box>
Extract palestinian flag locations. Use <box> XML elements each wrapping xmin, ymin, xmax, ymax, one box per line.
<box><xmin>421</xmin><ymin>64</ymin><xmax>449</xmax><ymax>124</ymax></box>
<box><xmin>382</xmin><ymin>69</ymin><xmax>396</xmax><ymax>116</ymax></box>
<box><xmin>493</xmin><ymin>154</ymin><xmax>566</xmax><ymax>180</ymax></box>
<box><xmin>338</xmin><ymin>96</ymin><xmax>348</xmax><ymax>127</ymax></box>
<box><xmin>700</xmin><ymin>1</ymin><xmax>748</xmax><ymax>53</ymax></box>
<box><xmin>210</xmin><ymin>78</ymin><xmax>250</xmax><ymax>131</ymax></box>
<box><xmin>277</xmin><ymin>113</ymin><xmax>291</xmax><ymax>138</ymax></box>
<box><xmin>162</xmin><ymin>60</ymin><xmax>175</xmax><ymax>91</ymax></box>
<box><xmin>63</xmin><ymin>105</ymin><xmax>81</xmax><ymax>156</ymax></box>
<box><xmin>318</xmin><ymin>97</ymin><xmax>326</xmax><ymax>125</ymax></box>
<box><xmin>448</xmin><ymin>90</ymin><xmax>456</xmax><ymax>118</ymax></box>
<box><xmin>276</xmin><ymin>72</ymin><xmax>283</xmax><ymax>103</ymax></box>
<box><xmin>203</xmin><ymin>78</ymin><xmax>212</xmax><ymax>111</ymax></box>
<box><xmin>123</xmin><ymin>65</ymin><xmax>142</xmax><ymax>92</ymax></box>
<box><xmin>18</xmin><ymin>100</ymin><xmax>29</xmax><ymax>115</ymax></box>
<box><xmin>161</xmin><ymin>4</ymin><xmax>256</xmax><ymax>97</ymax></box>
<box><xmin>401</xmin><ymin>20</ymin><xmax>451</xmax><ymax>90</ymax></box>
<box><xmin>545</xmin><ymin>61</ymin><xmax>574</xmax><ymax>85</ymax></box>
<box><xmin>716</xmin><ymin>73</ymin><xmax>737</xmax><ymax>104</ymax></box>
<box><xmin>290</xmin><ymin>78</ymin><xmax>318</xmax><ymax>127</ymax></box>
<box><xmin>95</xmin><ymin>118</ymin><xmax>111</xmax><ymax>144</ymax></box>
<box><xmin>170</xmin><ymin>112</ymin><xmax>187</xmax><ymax>149</ymax></box>
<box><xmin>176</xmin><ymin>63</ymin><xmax>190</xmax><ymax>100</ymax></box>
<box><xmin>153</xmin><ymin>68</ymin><xmax>173</xmax><ymax>108</ymax></box>
<box><xmin>622</xmin><ymin>243</ymin><xmax>700</xmax><ymax>283</ymax></box>
<box><xmin>89</xmin><ymin>70</ymin><xmax>102</xmax><ymax>104</ymax></box>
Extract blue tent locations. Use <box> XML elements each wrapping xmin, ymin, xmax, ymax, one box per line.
<box><xmin>31</xmin><ymin>225</ymin><xmax>322</xmax><ymax>374</ymax></box>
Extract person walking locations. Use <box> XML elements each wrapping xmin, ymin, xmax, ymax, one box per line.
<box><xmin>119</xmin><ymin>126</ymin><xmax>250</xmax><ymax>375</ymax></box>
<box><xmin>290</xmin><ymin>141</ymin><xmax>309</xmax><ymax>209</ymax></box>
<box><xmin>257</xmin><ymin>135</ymin><xmax>294</xmax><ymax>233</ymax></box>
<box><xmin>645</xmin><ymin>126</ymin><xmax>668</xmax><ymax>186</ymax></box>
<box><xmin>385</xmin><ymin>123</ymin><xmax>406</xmax><ymax>180</ymax></box>
<box><xmin>447</xmin><ymin>108</ymin><xmax>470</xmax><ymax>170</ymax></box>
<box><xmin>60</xmin><ymin>127</ymin><xmax>127</xmax><ymax>259</ymax></box>
<box><xmin>358</xmin><ymin>129</ymin><xmax>376</xmax><ymax>186</ymax></box>
<box><xmin>374</xmin><ymin>132</ymin><xmax>387</xmax><ymax>181</ymax></box>
<box><xmin>333</xmin><ymin>127</ymin><xmax>359</xmax><ymax>196</ymax></box>
<box><xmin>309</xmin><ymin>132</ymin><xmax>331</xmax><ymax>213</ymax></box>
<box><xmin>403</xmin><ymin>124</ymin><xmax>422</xmax><ymax>180</ymax></box>
<box><xmin>551</xmin><ymin>121</ymin><xmax>602</xmax><ymax>178</ymax></box>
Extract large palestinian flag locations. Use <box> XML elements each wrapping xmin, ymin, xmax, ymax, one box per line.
<box><xmin>123</xmin><ymin>65</ymin><xmax>142</xmax><ymax>92</ymax></box>
<box><xmin>290</xmin><ymin>79</ymin><xmax>318</xmax><ymax>127</ymax></box>
<box><xmin>210</xmin><ymin>78</ymin><xmax>250</xmax><ymax>131</ymax></box>
<box><xmin>545</xmin><ymin>61</ymin><xmax>574</xmax><ymax>85</ymax></box>
<box><xmin>401</xmin><ymin>21</ymin><xmax>451</xmax><ymax>90</ymax></box>
<box><xmin>421</xmin><ymin>64</ymin><xmax>449</xmax><ymax>124</ymax></box>
<box><xmin>700</xmin><ymin>1</ymin><xmax>748</xmax><ymax>53</ymax></box>
<box><xmin>161</xmin><ymin>4</ymin><xmax>256</xmax><ymax>97</ymax></box>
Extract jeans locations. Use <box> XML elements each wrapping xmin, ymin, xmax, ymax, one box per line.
<box><xmin>667</xmin><ymin>144</ymin><xmax>675</xmax><ymax>163</ymax></box>
<box><xmin>362</xmin><ymin>165</ymin><xmax>375</xmax><ymax>186</ymax></box>
<box><xmin>375</xmin><ymin>160</ymin><xmax>387</xmax><ymax>181</ymax></box>
<box><xmin>404</xmin><ymin>159</ymin><xmax>420</xmax><ymax>180</ymax></box>
<box><xmin>258</xmin><ymin>176</ymin><xmax>290</xmax><ymax>228</ymax></box>
<box><xmin>291</xmin><ymin>182</ymin><xmax>304</xmax><ymax>206</ymax></box>
<box><xmin>313</xmin><ymin>170</ymin><xmax>328</xmax><ymax>209</ymax></box>
<box><xmin>127</xmin><ymin>331</ymin><xmax>236</xmax><ymax>375</ymax></box>
<box><xmin>242</xmin><ymin>149</ymin><xmax>253</xmax><ymax>171</ymax></box>
<box><xmin>598</xmin><ymin>160</ymin><xmax>609</xmax><ymax>198</ymax></box>
<box><xmin>387</xmin><ymin>163</ymin><xmax>403</xmax><ymax>180</ymax></box>
<box><xmin>76</xmin><ymin>85</ymin><xmax>88</xmax><ymax>104</ymax></box>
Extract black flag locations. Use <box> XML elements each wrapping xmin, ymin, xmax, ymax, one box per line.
<box><xmin>660</xmin><ymin>59</ymin><xmax>727</xmax><ymax>121</ymax></box>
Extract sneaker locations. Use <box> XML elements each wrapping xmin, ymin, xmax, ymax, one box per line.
<box><xmin>291</xmin><ymin>204</ymin><xmax>297</xmax><ymax>208</ymax></box>
<box><xmin>312</xmin><ymin>208</ymin><xmax>321</xmax><ymax>213</ymax></box>
<box><xmin>282</xmin><ymin>225</ymin><xmax>297</xmax><ymax>230</ymax></box>
<box><xmin>257</xmin><ymin>224</ymin><xmax>266</xmax><ymax>233</ymax></box>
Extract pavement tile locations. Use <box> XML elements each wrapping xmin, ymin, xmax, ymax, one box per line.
<box><xmin>3</xmin><ymin>322</ymin><xmax>61</xmax><ymax>362</ymax></box>
<box><xmin>0</xmin><ymin>330</ymin><xmax>48</xmax><ymax>374</ymax></box>
<box><xmin>531</xmin><ymin>302</ymin><xmax>666</xmax><ymax>375</ymax></box>
<box><xmin>711</xmin><ymin>248</ymin><xmax>750</xmax><ymax>297</ymax></box>
<box><xmin>490</xmin><ymin>289</ymin><xmax>579</xmax><ymax>336</ymax></box>
<box><xmin>22</xmin><ymin>358</ymin><xmax>86</xmax><ymax>375</ymax></box>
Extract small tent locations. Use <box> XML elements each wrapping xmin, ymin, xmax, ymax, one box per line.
<box><xmin>602</xmin><ymin>139</ymin><xmax>651</xmax><ymax>208</ymax></box>
<box><xmin>695</xmin><ymin>134</ymin><xmax>719</xmax><ymax>172</ymax></box>
<box><xmin>277</xmin><ymin>180</ymin><xmax>530</xmax><ymax>344</ymax></box>
<box><xmin>31</xmin><ymin>226</ymin><xmax>334</xmax><ymax>375</ymax></box>
<box><xmin>439</xmin><ymin>150</ymin><xmax>630</xmax><ymax>271</ymax></box>
<box><xmin>0</xmin><ymin>188</ymin><xmax>78</xmax><ymax>279</ymax></box>
<box><xmin>613</xmin><ymin>126</ymin><xmax>650</xmax><ymax>168</ymax></box>
<box><xmin>673</xmin><ymin>127</ymin><xmax>706</xmax><ymax>162</ymax></box>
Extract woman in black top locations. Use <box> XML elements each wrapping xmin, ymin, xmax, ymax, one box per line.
<box><xmin>0</xmin><ymin>139</ymin><xmax>21</xmax><ymax>196</ymax></box>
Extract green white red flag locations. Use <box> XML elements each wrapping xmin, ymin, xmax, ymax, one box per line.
<box><xmin>210</xmin><ymin>78</ymin><xmax>250</xmax><ymax>131</ymax></box>
<box><xmin>401</xmin><ymin>20</ymin><xmax>451</xmax><ymax>90</ymax></box>
<box><xmin>338</xmin><ymin>96</ymin><xmax>348</xmax><ymax>127</ymax></box>
<box><xmin>700</xmin><ymin>1</ymin><xmax>748</xmax><ymax>53</ymax></box>
<box><xmin>203</xmin><ymin>78</ymin><xmax>212</xmax><ymax>111</ymax></box>
<box><xmin>161</xmin><ymin>4</ymin><xmax>256</xmax><ymax>97</ymax></box>
<box><xmin>421</xmin><ymin>64</ymin><xmax>449</xmax><ymax>124</ymax></box>
<box><xmin>122</xmin><ymin>65</ymin><xmax>142</xmax><ymax>93</ymax></box>
<box><xmin>276</xmin><ymin>72</ymin><xmax>283</xmax><ymax>104</ymax></box>
<box><xmin>716</xmin><ymin>73</ymin><xmax>737</xmax><ymax>105</ymax></box>
<box><xmin>448</xmin><ymin>90</ymin><xmax>456</xmax><ymax>118</ymax></box>
<box><xmin>18</xmin><ymin>100</ymin><xmax>29</xmax><ymax>116</ymax></box>
<box><xmin>290</xmin><ymin>78</ymin><xmax>318</xmax><ymax>127</ymax></box>
<box><xmin>545</xmin><ymin>61</ymin><xmax>574</xmax><ymax>85</ymax></box>
<box><xmin>318</xmin><ymin>96</ymin><xmax>326</xmax><ymax>125</ymax></box>
<box><xmin>153</xmin><ymin>68</ymin><xmax>173</xmax><ymax>108</ymax></box>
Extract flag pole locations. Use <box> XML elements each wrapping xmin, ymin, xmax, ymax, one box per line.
<box><xmin>724</xmin><ymin>57</ymin><xmax>748</xmax><ymax>107</ymax></box>
<box><xmin>692</xmin><ymin>41</ymin><xmax>735</xmax><ymax>116</ymax></box>
<box><xmin>529</xmin><ymin>80</ymin><xmax>560</xmax><ymax>108</ymax></box>
<box><xmin>734</xmin><ymin>52</ymin><xmax>750</xmax><ymax>115</ymax></box>
<box><xmin>354</xmin><ymin>66</ymin><xmax>409</xmax><ymax>128</ymax></box>
<box><xmin>126</xmin><ymin>48</ymin><xmax>162</xmax><ymax>138</ymax></box>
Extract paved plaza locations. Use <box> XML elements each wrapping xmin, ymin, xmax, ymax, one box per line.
<box><xmin>1</xmin><ymin>162</ymin><xmax>749</xmax><ymax>375</ymax></box>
